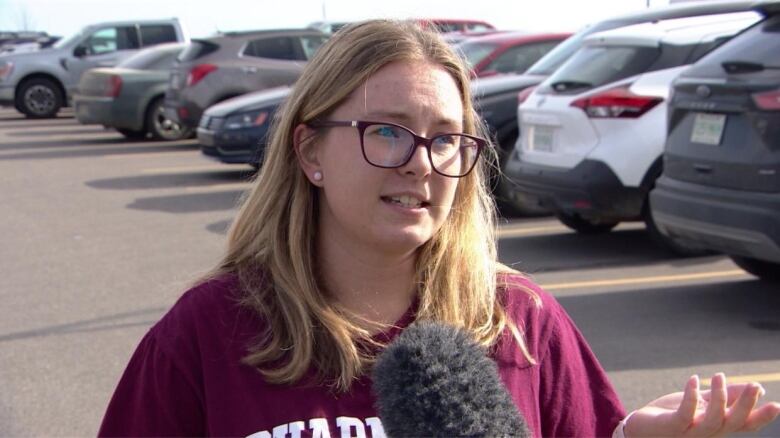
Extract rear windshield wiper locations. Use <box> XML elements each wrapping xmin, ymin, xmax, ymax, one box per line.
<box><xmin>550</xmin><ymin>80</ymin><xmax>593</xmax><ymax>92</ymax></box>
<box><xmin>721</xmin><ymin>61</ymin><xmax>780</xmax><ymax>74</ymax></box>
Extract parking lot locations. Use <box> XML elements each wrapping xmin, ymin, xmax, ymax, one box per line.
<box><xmin>1</xmin><ymin>107</ymin><xmax>778</xmax><ymax>436</ymax></box>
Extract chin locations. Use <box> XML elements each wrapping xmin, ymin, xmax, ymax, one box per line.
<box><xmin>376</xmin><ymin>229</ymin><xmax>433</xmax><ymax>254</ymax></box>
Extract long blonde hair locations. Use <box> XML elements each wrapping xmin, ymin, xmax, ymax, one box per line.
<box><xmin>210</xmin><ymin>19</ymin><xmax>535</xmax><ymax>392</ymax></box>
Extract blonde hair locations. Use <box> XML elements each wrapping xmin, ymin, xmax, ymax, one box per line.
<box><xmin>209</xmin><ymin>19</ymin><xmax>536</xmax><ymax>392</ymax></box>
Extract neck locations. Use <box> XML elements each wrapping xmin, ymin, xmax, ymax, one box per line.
<box><xmin>317</xmin><ymin>231</ymin><xmax>417</xmax><ymax>331</ymax></box>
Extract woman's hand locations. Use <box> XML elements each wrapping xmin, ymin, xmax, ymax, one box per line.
<box><xmin>625</xmin><ymin>373</ymin><xmax>780</xmax><ymax>437</ymax></box>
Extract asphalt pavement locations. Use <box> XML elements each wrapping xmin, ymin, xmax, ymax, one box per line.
<box><xmin>1</xmin><ymin>108</ymin><xmax>778</xmax><ymax>436</ymax></box>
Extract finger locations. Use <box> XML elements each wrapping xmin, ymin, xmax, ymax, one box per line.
<box><xmin>695</xmin><ymin>373</ymin><xmax>727</xmax><ymax>436</ymax></box>
<box><xmin>719</xmin><ymin>383</ymin><xmax>761</xmax><ymax>435</ymax></box>
<box><xmin>700</xmin><ymin>382</ymin><xmax>752</xmax><ymax>406</ymax></box>
<box><xmin>738</xmin><ymin>401</ymin><xmax>780</xmax><ymax>433</ymax></box>
<box><xmin>674</xmin><ymin>375</ymin><xmax>701</xmax><ymax>431</ymax></box>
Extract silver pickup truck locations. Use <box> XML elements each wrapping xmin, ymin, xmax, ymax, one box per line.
<box><xmin>0</xmin><ymin>18</ymin><xmax>188</xmax><ymax>118</ymax></box>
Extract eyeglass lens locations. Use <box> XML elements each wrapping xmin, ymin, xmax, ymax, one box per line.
<box><xmin>362</xmin><ymin>123</ymin><xmax>478</xmax><ymax>177</ymax></box>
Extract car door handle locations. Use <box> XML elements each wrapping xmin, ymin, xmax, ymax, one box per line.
<box><xmin>241</xmin><ymin>67</ymin><xmax>258</xmax><ymax>73</ymax></box>
<box><xmin>693</xmin><ymin>163</ymin><xmax>712</xmax><ymax>174</ymax></box>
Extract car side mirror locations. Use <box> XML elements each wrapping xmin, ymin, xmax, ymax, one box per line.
<box><xmin>73</xmin><ymin>45</ymin><xmax>87</xmax><ymax>57</ymax></box>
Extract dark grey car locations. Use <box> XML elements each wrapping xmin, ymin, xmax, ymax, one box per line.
<box><xmin>650</xmin><ymin>3</ymin><xmax>780</xmax><ymax>280</ymax></box>
<box><xmin>164</xmin><ymin>28</ymin><xmax>328</xmax><ymax>129</ymax></box>
<box><xmin>73</xmin><ymin>43</ymin><xmax>191</xmax><ymax>140</ymax></box>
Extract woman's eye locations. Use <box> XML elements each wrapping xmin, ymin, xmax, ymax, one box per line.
<box><xmin>373</xmin><ymin>126</ymin><xmax>401</xmax><ymax>138</ymax></box>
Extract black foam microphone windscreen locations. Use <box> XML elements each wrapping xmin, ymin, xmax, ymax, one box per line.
<box><xmin>372</xmin><ymin>322</ymin><xmax>530</xmax><ymax>437</ymax></box>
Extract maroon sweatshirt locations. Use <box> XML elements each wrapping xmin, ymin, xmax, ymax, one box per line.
<box><xmin>99</xmin><ymin>273</ymin><xmax>625</xmax><ymax>437</ymax></box>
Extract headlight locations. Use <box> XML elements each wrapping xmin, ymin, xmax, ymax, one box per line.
<box><xmin>0</xmin><ymin>61</ymin><xmax>13</xmax><ymax>81</ymax></box>
<box><xmin>224</xmin><ymin>109</ymin><xmax>269</xmax><ymax>130</ymax></box>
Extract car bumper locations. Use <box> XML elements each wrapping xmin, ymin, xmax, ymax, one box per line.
<box><xmin>0</xmin><ymin>84</ymin><xmax>14</xmax><ymax>106</ymax></box>
<box><xmin>73</xmin><ymin>96</ymin><xmax>143</xmax><ymax>131</ymax></box>
<box><xmin>503</xmin><ymin>154</ymin><xmax>645</xmax><ymax>222</ymax></box>
<box><xmin>197</xmin><ymin>118</ymin><xmax>266</xmax><ymax>165</ymax></box>
<box><xmin>650</xmin><ymin>176</ymin><xmax>780</xmax><ymax>263</ymax></box>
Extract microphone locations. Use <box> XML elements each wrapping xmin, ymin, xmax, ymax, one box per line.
<box><xmin>372</xmin><ymin>322</ymin><xmax>530</xmax><ymax>438</ymax></box>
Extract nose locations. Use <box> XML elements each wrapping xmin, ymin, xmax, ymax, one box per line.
<box><xmin>398</xmin><ymin>140</ymin><xmax>433</xmax><ymax>178</ymax></box>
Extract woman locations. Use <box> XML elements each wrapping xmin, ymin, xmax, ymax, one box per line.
<box><xmin>99</xmin><ymin>20</ymin><xmax>779</xmax><ymax>437</ymax></box>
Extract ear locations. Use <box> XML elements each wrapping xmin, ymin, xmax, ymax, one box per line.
<box><xmin>293</xmin><ymin>123</ymin><xmax>323</xmax><ymax>186</ymax></box>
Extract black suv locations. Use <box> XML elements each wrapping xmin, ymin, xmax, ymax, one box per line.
<box><xmin>164</xmin><ymin>29</ymin><xmax>328</xmax><ymax>129</ymax></box>
<box><xmin>650</xmin><ymin>3</ymin><xmax>780</xmax><ymax>281</ymax></box>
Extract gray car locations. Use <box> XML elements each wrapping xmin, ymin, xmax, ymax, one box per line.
<box><xmin>0</xmin><ymin>18</ymin><xmax>187</xmax><ymax>118</ymax></box>
<box><xmin>74</xmin><ymin>43</ymin><xmax>191</xmax><ymax>140</ymax></box>
<box><xmin>164</xmin><ymin>28</ymin><xmax>328</xmax><ymax>129</ymax></box>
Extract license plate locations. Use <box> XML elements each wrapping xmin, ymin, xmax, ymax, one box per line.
<box><xmin>690</xmin><ymin>113</ymin><xmax>726</xmax><ymax>145</ymax></box>
<box><xmin>530</xmin><ymin>125</ymin><xmax>555</xmax><ymax>152</ymax></box>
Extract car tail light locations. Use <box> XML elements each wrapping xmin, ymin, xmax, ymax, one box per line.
<box><xmin>570</xmin><ymin>85</ymin><xmax>662</xmax><ymax>118</ymax></box>
<box><xmin>751</xmin><ymin>89</ymin><xmax>780</xmax><ymax>111</ymax></box>
<box><xmin>106</xmin><ymin>75</ymin><xmax>122</xmax><ymax>97</ymax></box>
<box><xmin>186</xmin><ymin>64</ymin><xmax>217</xmax><ymax>87</ymax></box>
<box><xmin>517</xmin><ymin>86</ymin><xmax>538</xmax><ymax>105</ymax></box>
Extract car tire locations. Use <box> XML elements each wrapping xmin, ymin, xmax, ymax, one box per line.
<box><xmin>16</xmin><ymin>77</ymin><xmax>63</xmax><ymax>119</ymax></box>
<box><xmin>643</xmin><ymin>203</ymin><xmax>713</xmax><ymax>257</ymax></box>
<box><xmin>146</xmin><ymin>98</ymin><xmax>192</xmax><ymax>141</ymax></box>
<box><xmin>556</xmin><ymin>212</ymin><xmax>618</xmax><ymax>234</ymax></box>
<box><xmin>117</xmin><ymin>128</ymin><xmax>148</xmax><ymax>140</ymax></box>
<box><xmin>730</xmin><ymin>256</ymin><xmax>780</xmax><ymax>282</ymax></box>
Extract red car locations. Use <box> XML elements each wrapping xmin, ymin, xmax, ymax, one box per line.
<box><xmin>456</xmin><ymin>31</ymin><xmax>571</xmax><ymax>78</ymax></box>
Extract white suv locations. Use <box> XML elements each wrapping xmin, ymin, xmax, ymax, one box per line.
<box><xmin>503</xmin><ymin>12</ymin><xmax>760</xmax><ymax>253</ymax></box>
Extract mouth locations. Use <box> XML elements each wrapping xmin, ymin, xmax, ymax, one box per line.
<box><xmin>381</xmin><ymin>195</ymin><xmax>429</xmax><ymax>209</ymax></box>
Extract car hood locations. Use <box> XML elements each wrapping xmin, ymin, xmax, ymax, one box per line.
<box><xmin>204</xmin><ymin>86</ymin><xmax>291</xmax><ymax>117</ymax></box>
<box><xmin>471</xmin><ymin>73</ymin><xmax>547</xmax><ymax>98</ymax></box>
<box><xmin>0</xmin><ymin>46</ymin><xmax>63</xmax><ymax>60</ymax></box>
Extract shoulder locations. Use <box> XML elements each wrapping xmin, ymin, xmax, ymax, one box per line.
<box><xmin>494</xmin><ymin>272</ymin><xmax>571</xmax><ymax>366</ymax></box>
<box><xmin>148</xmin><ymin>272</ymin><xmax>258</xmax><ymax>357</ymax></box>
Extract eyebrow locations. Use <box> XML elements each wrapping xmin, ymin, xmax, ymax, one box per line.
<box><xmin>362</xmin><ymin>110</ymin><xmax>460</xmax><ymax>130</ymax></box>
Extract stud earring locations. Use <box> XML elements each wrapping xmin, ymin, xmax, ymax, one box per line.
<box><xmin>313</xmin><ymin>171</ymin><xmax>323</xmax><ymax>182</ymax></box>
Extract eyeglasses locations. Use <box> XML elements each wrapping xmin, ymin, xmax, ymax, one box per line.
<box><xmin>308</xmin><ymin>120</ymin><xmax>487</xmax><ymax>178</ymax></box>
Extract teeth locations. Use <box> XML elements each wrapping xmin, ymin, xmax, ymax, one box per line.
<box><xmin>390</xmin><ymin>195</ymin><xmax>422</xmax><ymax>208</ymax></box>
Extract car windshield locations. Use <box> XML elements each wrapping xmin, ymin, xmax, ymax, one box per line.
<box><xmin>119</xmin><ymin>46</ymin><xmax>180</xmax><ymax>70</ymax></box>
<box><xmin>456</xmin><ymin>41</ymin><xmax>499</xmax><ymax>68</ymax></box>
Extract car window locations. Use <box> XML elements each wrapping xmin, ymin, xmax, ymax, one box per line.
<box><xmin>435</xmin><ymin>23</ymin><xmax>463</xmax><ymax>33</ymax></box>
<box><xmin>485</xmin><ymin>41</ymin><xmax>561</xmax><ymax>74</ymax></box>
<box><xmin>545</xmin><ymin>45</ymin><xmax>660</xmax><ymax>93</ymax></box>
<box><xmin>178</xmin><ymin>40</ymin><xmax>219</xmax><ymax>62</ymax></box>
<box><xmin>467</xmin><ymin>23</ymin><xmax>492</xmax><ymax>32</ymax></box>
<box><xmin>140</xmin><ymin>24</ymin><xmax>178</xmax><ymax>46</ymax></box>
<box><xmin>244</xmin><ymin>36</ymin><xmax>297</xmax><ymax>60</ymax></box>
<box><xmin>457</xmin><ymin>42</ymin><xmax>499</xmax><ymax>68</ymax></box>
<box><xmin>120</xmin><ymin>47</ymin><xmax>181</xmax><ymax>70</ymax></box>
<box><xmin>83</xmin><ymin>26</ymin><xmax>139</xmax><ymax>55</ymax></box>
<box><xmin>694</xmin><ymin>14</ymin><xmax>780</xmax><ymax>68</ymax></box>
<box><xmin>300</xmin><ymin>35</ymin><xmax>328</xmax><ymax>59</ymax></box>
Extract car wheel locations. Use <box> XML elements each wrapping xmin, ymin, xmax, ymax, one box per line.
<box><xmin>556</xmin><ymin>212</ymin><xmax>618</xmax><ymax>234</ymax></box>
<box><xmin>117</xmin><ymin>128</ymin><xmax>148</xmax><ymax>140</ymax></box>
<box><xmin>730</xmin><ymin>256</ymin><xmax>780</xmax><ymax>282</ymax></box>
<box><xmin>643</xmin><ymin>203</ymin><xmax>713</xmax><ymax>257</ymax></box>
<box><xmin>16</xmin><ymin>78</ymin><xmax>63</xmax><ymax>118</ymax></box>
<box><xmin>147</xmin><ymin>98</ymin><xmax>192</xmax><ymax>141</ymax></box>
